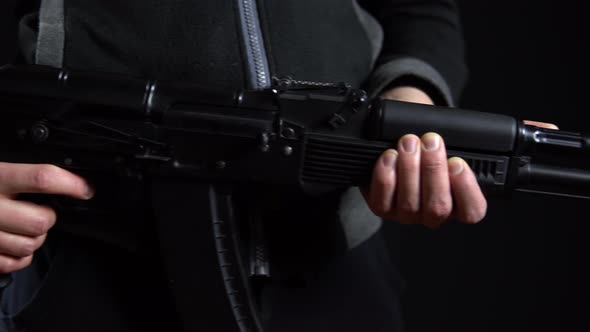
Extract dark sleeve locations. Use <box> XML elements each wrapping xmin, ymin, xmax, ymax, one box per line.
<box><xmin>358</xmin><ymin>0</ymin><xmax>468</xmax><ymax>106</ymax></box>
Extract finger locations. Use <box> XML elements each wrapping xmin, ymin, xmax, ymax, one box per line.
<box><xmin>0</xmin><ymin>200</ymin><xmax>56</xmax><ymax>236</ymax></box>
<box><xmin>395</xmin><ymin>134</ymin><xmax>421</xmax><ymax>223</ymax></box>
<box><xmin>0</xmin><ymin>254</ymin><xmax>33</xmax><ymax>274</ymax></box>
<box><xmin>0</xmin><ymin>163</ymin><xmax>94</xmax><ymax>199</ymax></box>
<box><xmin>448</xmin><ymin>157</ymin><xmax>487</xmax><ymax>224</ymax></box>
<box><xmin>0</xmin><ymin>232</ymin><xmax>46</xmax><ymax>258</ymax></box>
<box><xmin>368</xmin><ymin>149</ymin><xmax>398</xmax><ymax>217</ymax></box>
<box><xmin>523</xmin><ymin>120</ymin><xmax>559</xmax><ymax>130</ymax></box>
<box><xmin>420</xmin><ymin>133</ymin><xmax>452</xmax><ymax>228</ymax></box>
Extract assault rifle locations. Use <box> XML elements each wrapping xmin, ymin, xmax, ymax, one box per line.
<box><xmin>1</xmin><ymin>64</ymin><xmax>589</xmax><ymax>332</ymax></box>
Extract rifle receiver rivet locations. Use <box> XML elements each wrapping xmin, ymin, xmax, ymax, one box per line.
<box><xmin>258</xmin><ymin>133</ymin><xmax>271</xmax><ymax>151</ymax></box>
<box><xmin>31</xmin><ymin>124</ymin><xmax>49</xmax><ymax>142</ymax></box>
<box><xmin>216</xmin><ymin>161</ymin><xmax>227</xmax><ymax>169</ymax></box>
<box><xmin>64</xmin><ymin>158</ymin><xmax>73</xmax><ymax>166</ymax></box>
<box><xmin>283</xmin><ymin>146</ymin><xmax>293</xmax><ymax>156</ymax></box>
<box><xmin>282</xmin><ymin>127</ymin><xmax>295</xmax><ymax>138</ymax></box>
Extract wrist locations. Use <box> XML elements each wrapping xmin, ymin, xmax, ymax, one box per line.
<box><xmin>380</xmin><ymin>86</ymin><xmax>434</xmax><ymax>105</ymax></box>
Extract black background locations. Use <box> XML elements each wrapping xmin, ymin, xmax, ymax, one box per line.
<box><xmin>1</xmin><ymin>1</ymin><xmax>588</xmax><ymax>331</ymax></box>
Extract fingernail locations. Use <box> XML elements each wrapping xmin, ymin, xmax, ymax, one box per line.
<box><xmin>84</xmin><ymin>183</ymin><xmax>96</xmax><ymax>199</ymax></box>
<box><xmin>448</xmin><ymin>157</ymin><xmax>464</xmax><ymax>175</ymax></box>
<box><xmin>422</xmin><ymin>133</ymin><xmax>440</xmax><ymax>151</ymax></box>
<box><xmin>401</xmin><ymin>136</ymin><xmax>417</xmax><ymax>154</ymax></box>
<box><xmin>382</xmin><ymin>150</ymin><xmax>398</xmax><ymax>168</ymax></box>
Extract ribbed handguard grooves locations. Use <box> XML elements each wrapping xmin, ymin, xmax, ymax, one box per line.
<box><xmin>468</xmin><ymin>159</ymin><xmax>500</xmax><ymax>184</ymax></box>
<box><xmin>447</xmin><ymin>150</ymin><xmax>509</xmax><ymax>187</ymax></box>
<box><xmin>302</xmin><ymin>134</ymin><xmax>390</xmax><ymax>186</ymax></box>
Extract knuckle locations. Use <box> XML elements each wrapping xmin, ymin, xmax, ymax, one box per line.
<box><xmin>427</xmin><ymin>199</ymin><xmax>452</xmax><ymax>220</ymax></box>
<box><xmin>375</xmin><ymin>176</ymin><xmax>395</xmax><ymax>189</ymax></box>
<box><xmin>28</xmin><ymin>214</ymin><xmax>52</xmax><ymax>236</ymax></box>
<box><xmin>0</xmin><ymin>257</ymin><xmax>18</xmax><ymax>274</ymax></box>
<box><xmin>462</xmin><ymin>205</ymin><xmax>487</xmax><ymax>224</ymax></box>
<box><xmin>0</xmin><ymin>162</ymin><xmax>12</xmax><ymax>181</ymax></box>
<box><xmin>397</xmin><ymin>160</ymin><xmax>419</xmax><ymax>174</ymax></box>
<box><xmin>19</xmin><ymin>238</ymin><xmax>38</xmax><ymax>257</ymax></box>
<box><xmin>462</xmin><ymin>211</ymin><xmax>481</xmax><ymax>224</ymax></box>
<box><xmin>422</xmin><ymin>159</ymin><xmax>446</xmax><ymax>175</ymax></box>
<box><xmin>31</xmin><ymin>165</ymin><xmax>59</xmax><ymax>191</ymax></box>
<box><xmin>0</xmin><ymin>173</ymin><xmax>6</xmax><ymax>188</ymax></box>
<box><xmin>40</xmin><ymin>206</ymin><xmax>57</xmax><ymax>225</ymax></box>
<box><xmin>373</xmin><ymin>170</ymin><xmax>395</xmax><ymax>190</ymax></box>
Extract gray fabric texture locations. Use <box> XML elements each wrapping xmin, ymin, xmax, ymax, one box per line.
<box><xmin>338</xmin><ymin>187</ymin><xmax>383</xmax><ymax>249</ymax></box>
<box><xmin>18</xmin><ymin>12</ymin><xmax>39</xmax><ymax>64</ymax></box>
<box><xmin>368</xmin><ymin>56</ymin><xmax>455</xmax><ymax>106</ymax></box>
<box><xmin>352</xmin><ymin>0</ymin><xmax>384</xmax><ymax>68</ymax></box>
<box><xmin>36</xmin><ymin>0</ymin><xmax>65</xmax><ymax>67</ymax></box>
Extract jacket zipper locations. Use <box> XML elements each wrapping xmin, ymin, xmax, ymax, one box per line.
<box><xmin>236</xmin><ymin>0</ymin><xmax>271</xmax><ymax>89</ymax></box>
